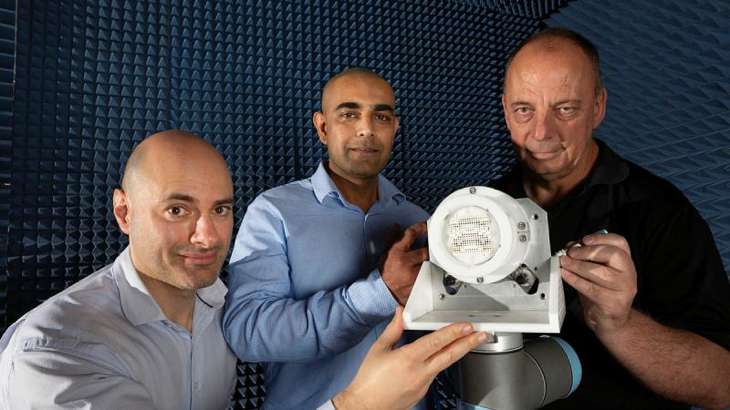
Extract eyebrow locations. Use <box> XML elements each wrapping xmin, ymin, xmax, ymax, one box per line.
<box><xmin>215</xmin><ymin>197</ymin><xmax>235</xmax><ymax>206</ymax></box>
<box><xmin>164</xmin><ymin>193</ymin><xmax>197</xmax><ymax>203</ymax></box>
<box><xmin>553</xmin><ymin>99</ymin><xmax>582</xmax><ymax>106</ymax></box>
<box><xmin>163</xmin><ymin>193</ymin><xmax>235</xmax><ymax>206</ymax></box>
<box><xmin>509</xmin><ymin>99</ymin><xmax>582</xmax><ymax>108</ymax></box>
<box><xmin>335</xmin><ymin>102</ymin><xmax>395</xmax><ymax>112</ymax></box>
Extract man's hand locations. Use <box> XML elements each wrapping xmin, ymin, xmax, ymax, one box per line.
<box><xmin>332</xmin><ymin>306</ymin><xmax>488</xmax><ymax>410</ymax></box>
<box><xmin>560</xmin><ymin>232</ymin><xmax>637</xmax><ymax>337</ymax></box>
<box><xmin>380</xmin><ymin>222</ymin><xmax>429</xmax><ymax>305</ymax></box>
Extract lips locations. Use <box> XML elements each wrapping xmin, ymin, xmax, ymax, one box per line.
<box><xmin>528</xmin><ymin>148</ymin><xmax>562</xmax><ymax>160</ymax></box>
<box><xmin>349</xmin><ymin>147</ymin><xmax>379</xmax><ymax>155</ymax></box>
<box><xmin>181</xmin><ymin>252</ymin><xmax>218</xmax><ymax>265</ymax></box>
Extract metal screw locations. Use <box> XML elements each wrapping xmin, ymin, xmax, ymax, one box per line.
<box><xmin>438</xmin><ymin>293</ymin><xmax>445</xmax><ymax>300</ymax></box>
<box><xmin>517</xmin><ymin>222</ymin><xmax>526</xmax><ymax>230</ymax></box>
<box><xmin>519</xmin><ymin>234</ymin><xmax>527</xmax><ymax>242</ymax></box>
<box><xmin>469</xmin><ymin>187</ymin><xmax>476</xmax><ymax>194</ymax></box>
<box><xmin>476</xmin><ymin>277</ymin><xmax>484</xmax><ymax>284</ymax></box>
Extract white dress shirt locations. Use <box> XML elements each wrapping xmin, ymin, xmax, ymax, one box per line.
<box><xmin>0</xmin><ymin>247</ymin><xmax>237</xmax><ymax>410</ymax></box>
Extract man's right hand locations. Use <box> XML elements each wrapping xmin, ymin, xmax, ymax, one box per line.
<box><xmin>380</xmin><ymin>222</ymin><xmax>429</xmax><ymax>305</ymax></box>
<box><xmin>332</xmin><ymin>306</ymin><xmax>488</xmax><ymax>410</ymax></box>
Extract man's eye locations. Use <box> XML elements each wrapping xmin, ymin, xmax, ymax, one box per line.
<box><xmin>374</xmin><ymin>115</ymin><xmax>390</xmax><ymax>122</ymax></box>
<box><xmin>515</xmin><ymin>107</ymin><xmax>531</xmax><ymax>114</ymax></box>
<box><xmin>215</xmin><ymin>206</ymin><xmax>232</xmax><ymax>216</ymax></box>
<box><xmin>341</xmin><ymin>112</ymin><xmax>357</xmax><ymax>119</ymax></box>
<box><xmin>167</xmin><ymin>206</ymin><xmax>188</xmax><ymax>217</ymax></box>
<box><xmin>558</xmin><ymin>107</ymin><xmax>577</xmax><ymax>115</ymax></box>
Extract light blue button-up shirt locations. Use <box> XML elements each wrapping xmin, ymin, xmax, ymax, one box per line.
<box><xmin>223</xmin><ymin>162</ymin><xmax>429</xmax><ymax>410</ymax></box>
<box><xmin>0</xmin><ymin>247</ymin><xmax>237</xmax><ymax>410</ymax></box>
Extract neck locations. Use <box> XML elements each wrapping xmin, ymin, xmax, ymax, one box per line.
<box><xmin>325</xmin><ymin>161</ymin><xmax>379</xmax><ymax>213</ymax></box>
<box><xmin>522</xmin><ymin>141</ymin><xmax>599</xmax><ymax>209</ymax></box>
<box><xmin>138</xmin><ymin>272</ymin><xmax>197</xmax><ymax>333</ymax></box>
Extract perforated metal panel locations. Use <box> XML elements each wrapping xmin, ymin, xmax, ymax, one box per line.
<box><xmin>448</xmin><ymin>208</ymin><xmax>498</xmax><ymax>261</ymax></box>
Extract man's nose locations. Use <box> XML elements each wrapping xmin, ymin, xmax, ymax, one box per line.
<box><xmin>190</xmin><ymin>214</ymin><xmax>220</xmax><ymax>248</ymax></box>
<box><xmin>357</xmin><ymin>117</ymin><xmax>375</xmax><ymax>138</ymax></box>
<box><xmin>532</xmin><ymin>111</ymin><xmax>556</xmax><ymax>142</ymax></box>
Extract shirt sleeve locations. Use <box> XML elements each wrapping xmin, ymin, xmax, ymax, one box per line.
<box><xmin>636</xmin><ymin>198</ymin><xmax>730</xmax><ymax>350</ymax></box>
<box><xmin>222</xmin><ymin>196</ymin><xmax>398</xmax><ymax>363</ymax></box>
<box><xmin>5</xmin><ymin>339</ymin><xmax>155</xmax><ymax>409</ymax></box>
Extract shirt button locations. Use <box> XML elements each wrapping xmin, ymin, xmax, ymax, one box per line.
<box><xmin>194</xmin><ymin>382</ymin><xmax>200</xmax><ymax>390</ymax></box>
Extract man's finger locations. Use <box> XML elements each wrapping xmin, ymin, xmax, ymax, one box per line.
<box><xmin>561</xmin><ymin>267</ymin><xmax>605</xmax><ymax>303</ymax></box>
<box><xmin>401</xmin><ymin>248</ymin><xmax>429</xmax><ymax>266</ymax></box>
<box><xmin>581</xmin><ymin>232</ymin><xmax>631</xmax><ymax>254</ymax></box>
<box><xmin>400</xmin><ymin>321</ymin><xmax>475</xmax><ymax>359</ymax></box>
<box><xmin>424</xmin><ymin>331</ymin><xmax>488</xmax><ymax>375</ymax></box>
<box><xmin>392</xmin><ymin>222</ymin><xmax>427</xmax><ymax>251</ymax></box>
<box><xmin>560</xmin><ymin>256</ymin><xmax>625</xmax><ymax>291</ymax></box>
<box><xmin>373</xmin><ymin>306</ymin><xmax>405</xmax><ymax>351</ymax></box>
<box><xmin>567</xmin><ymin>245</ymin><xmax>632</xmax><ymax>276</ymax></box>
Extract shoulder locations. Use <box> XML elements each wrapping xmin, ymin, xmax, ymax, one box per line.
<box><xmin>248</xmin><ymin>177</ymin><xmax>316</xmax><ymax>214</ymax></box>
<box><xmin>620</xmin><ymin>160</ymin><xmax>693</xmax><ymax>210</ymax></box>
<box><xmin>398</xmin><ymin>199</ymin><xmax>430</xmax><ymax>220</ymax></box>
<box><xmin>7</xmin><ymin>264</ymin><xmax>130</xmax><ymax>350</ymax></box>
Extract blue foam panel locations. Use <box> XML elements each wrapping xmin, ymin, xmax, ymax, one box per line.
<box><xmin>547</xmin><ymin>0</ymin><xmax>730</xmax><ymax>275</ymax></box>
<box><xmin>0</xmin><ymin>0</ymin><xmax>13</xmax><ymax>328</ymax></box>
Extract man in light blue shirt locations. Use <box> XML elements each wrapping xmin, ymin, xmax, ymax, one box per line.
<box><xmin>0</xmin><ymin>130</ymin><xmax>239</xmax><ymax>409</ymax></box>
<box><xmin>223</xmin><ymin>68</ymin><xmax>433</xmax><ymax>409</ymax></box>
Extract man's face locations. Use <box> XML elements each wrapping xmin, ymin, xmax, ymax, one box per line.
<box><xmin>502</xmin><ymin>41</ymin><xmax>606</xmax><ymax>181</ymax></box>
<box><xmin>313</xmin><ymin>74</ymin><xmax>399</xmax><ymax>181</ymax></box>
<box><xmin>115</xmin><ymin>150</ymin><xmax>234</xmax><ymax>292</ymax></box>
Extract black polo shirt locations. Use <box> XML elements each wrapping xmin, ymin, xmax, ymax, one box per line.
<box><xmin>490</xmin><ymin>139</ymin><xmax>730</xmax><ymax>409</ymax></box>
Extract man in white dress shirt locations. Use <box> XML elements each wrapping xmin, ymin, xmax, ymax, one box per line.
<box><xmin>0</xmin><ymin>130</ymin><xmax>486</xmax><ymax>409</ymax></box>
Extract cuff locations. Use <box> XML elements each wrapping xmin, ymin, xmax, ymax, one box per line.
<box><xmin>317</xmin><ymin>400</ymin><xmax>336</xmax><ymax>410</ymax></box>
<box><xmin>346</xmin><ymin>268</ymin><xmax>399</xmax><ymax>325</ymax></box>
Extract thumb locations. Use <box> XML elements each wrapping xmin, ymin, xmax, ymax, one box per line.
<box><xmin>386</xmin><ymin>223</ymin><xmax>403</xmax><ymax>250</ymax></box>
<box><xmin>373</xmin><ymin>306</ymin><xmax>405</xmax><ymax>351</ymax></box>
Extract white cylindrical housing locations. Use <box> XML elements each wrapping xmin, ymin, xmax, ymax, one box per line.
<box><xmin>429</xmin><ymin>186</ymin><xmax>532</xmax><ymax>284</ymax></box>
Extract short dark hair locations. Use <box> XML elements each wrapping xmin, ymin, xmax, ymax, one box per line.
<box><xmin>505</xmin><ymin>27</ymin><xmax>602</xmax><ymax>94</ymax></box>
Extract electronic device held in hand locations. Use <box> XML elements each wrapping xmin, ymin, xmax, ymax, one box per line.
<box><xmin>403</xmin><ymin>186</ymin><xmax>581</xmax><ymax>409</ymax></box>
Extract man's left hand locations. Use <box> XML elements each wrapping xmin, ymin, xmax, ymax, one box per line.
<box><xmin>559</xmin><ymin>233</ymin><xmax>637</xmax><ymax>337</ymax></box>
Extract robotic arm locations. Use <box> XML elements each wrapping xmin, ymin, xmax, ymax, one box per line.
<box><xmin>403</xmin><ymin>187</ymin><xmax>581</xmax><ymax>409</ymax></box>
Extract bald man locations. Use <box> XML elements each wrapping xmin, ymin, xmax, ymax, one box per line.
<box><xmin>0</xmin><ymin>130</ymin><xmax>238</xmax><ymax>409</ymax></box>
<box><xmin>493</xmin><ymin>28</ymin><xmax>730</xmax><ymax>408</ymax></box>
<box><xmin>223</xmin><ymin>68</ymin><xmax>432</xmax><ymax>409</ymax></box>
<box><xmin>0</xmin><ymin>130</ymin><xmax>485</xmax><ymax>409</ymax></box>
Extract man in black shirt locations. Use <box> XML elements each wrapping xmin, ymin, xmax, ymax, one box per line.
<box><xmin>492</xmin><ymin>27</ymin><xmax>730</xmax><ymax>409</ymax></box>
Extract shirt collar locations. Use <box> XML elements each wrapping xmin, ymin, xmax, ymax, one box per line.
<box><xmin>311</xmin><ymin>161</ymin><xmax>406</xmax><ymax>207</ymax></box>
<box><xmin>584</xmin><ymin>138</ymin><xmax>630</xmax><ymax>188</ymax></box>
<box><xmin>114</xmin><ymin>247</ymin><xmax>228</xmax><ymax>327</ymax></box>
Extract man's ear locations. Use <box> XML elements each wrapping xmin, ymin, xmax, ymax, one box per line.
<box><xmin>501</xmin><ymin>94</ymin><xmax>511</xmax><ymax>131</ymax></box>
<box><xmin>113</xmin><ymin>189</ymin><xmax>131</xmax><ymax>235</ymax></box>
<box><xmin>313</xmin><ymin>111</ymin><xmax>327</xmax><ymax>144</ymax></box>
<box><xmin>593</xmin><ymin>87</ymin><xmax>608</xmax><ymax>129</ymax></box>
